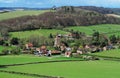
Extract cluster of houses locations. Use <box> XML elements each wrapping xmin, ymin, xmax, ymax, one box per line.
<box><xmin>24</xmin><ymin>33</ymin><xmax>120</xmax><ymax>57</ymax></box>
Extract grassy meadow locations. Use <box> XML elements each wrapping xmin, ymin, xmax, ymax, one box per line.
<box><xmin>0</xmin><ymin>10</ymin><xmax>50</xmax><ymax>21</ymax></box>
<box><xmin>0</xmin><ymin>55</ymin><xmax>81</xmax><ymax>65</ymax></box>
<box><xmin>65</xmin><ymin>24</ymin><xmax>120</xmax><ymax>36</ymax></box>
<box><xmin>91</xmin><ymin>49</ymin><xmax>120</xmax><ymax>58</ymax></box>
<box><xmin>0</xmin><ymin>72</ymin><xmax>36</xmax><ymax>78</ymax></box>
<box><xmin>10</xmin><ymin>29</ymin><xmax>69</xmax><ymax>39</ymax></box>
<box><xmin>10</xmin><ymin>24</ymin><xmax>120</xmax><ymax>39</ymax></box>
<box><xmin>1</xmin><ymin>49</ymin><xmax>120</xmax><ymax>78</ymax></box>
<box><xmin>1</xmin><ymin>60</ymin><xmax>120</xmax><ymax>78</ymax></box>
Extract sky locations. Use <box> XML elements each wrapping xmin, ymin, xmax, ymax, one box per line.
<box><xmin>0</xmin><ymin>0</ymin><xmax>120</xmax><ymax>8</ymax></box>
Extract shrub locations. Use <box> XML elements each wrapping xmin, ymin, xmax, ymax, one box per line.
<box><xmin>10</xmin><ymin>37</ymin><xmax>19</xmax><ymax>45</ymax></box>
<box><xmin>0</xmin><ymin>40</ymin><xmax>5</xmax><ymax>45</ymax></box>
<box><xmin>72</xmin><ymin>46</ymin><xmax>78</xmax><ymax>53</ymax></box>
<box><xmin>2</xmin><ymin>49</ymin><xmax>10</xmax><ymax>55</ymax></box>
<box><xmin>11</xmin><ymin>47</ymin><xmax>21</xmax><ymax>55</ymax></box>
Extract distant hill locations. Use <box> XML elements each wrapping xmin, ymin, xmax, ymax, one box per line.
<box><xmin>77</xmin><ymin>6</ymin><xmax>120</xmax><ymax>15</ymax></box>
<box><xmin>0</xmin><ymin>6</ymin><xmax>120</xmax><ymax>32</ymax></box>
<box><xmin>0</xmin><ymin>7</ymin><xmax>50</xmax><ymax>13</ymax></box>
<box><xmin>0</xmin><ymin>7</ymin><xmax>50</xmax><ymax>10</ymax></box>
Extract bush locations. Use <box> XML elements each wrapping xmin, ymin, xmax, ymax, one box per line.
<box><xmin>2</xmin><ymin>49</ymin><xmax>10</xmax><ymax>55</ymax></box>
<box><xmin>0</xmin><ymin>40</ymin><xmax>5</xmax><ymax>45</ymax></box>
<box><xmin>11</xmin><ymin>47</ymin><xmax>21</xmax><ymax>55</ymax></box>
<box><xmin>10</xmin><ymin>37</ymin><xmax>19</xmax><ymax>45</ymax></box>
<box><xmin>72</xmin><ymin>46</ymin><xmax>78</xmax><ymax>53</ymax></box>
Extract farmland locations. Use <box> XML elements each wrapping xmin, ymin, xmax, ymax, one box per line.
<box><xmin>0</xmin><ymin>10</ymin><xmax>50</xmax><ymax>21</ymax></box>
<box><xmin>10</xmin><ymin>29</ymin><xmax>69</xmax><ymax>39</ymax></box>
<box><xmin>0</xmin><ymin>72</ymin><xmax>36</xmax><ymax>78</ymax></box>
<box><xmin>0</xmin><ymin>55</ymin><xmax>81</xmax><ymax>65</ymax></box>
<box><xmin>1</xmin><ymin>49</ymin><xmax>120</xmax><ymax>78</ymax></box>
<box><xmin>90</xmin><ymin>49</ymin><xmax>120</xmax><ymax>58</ymax></box>
<box><xmin>1</xmin><ymin>59</ymin><xmax>120</xmax><ymax>78</ymax></box>
<box><xmin>65</xmin><ymin>24</ymin><xmax>120</xmax><ymax>36</ymax></box>
<box><xmin>10</xmin><ymin>24</ymin><xmax>120</xmax><ymax>39</ymax></box>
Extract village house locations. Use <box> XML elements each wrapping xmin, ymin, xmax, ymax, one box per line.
<box><xmin>25</xmin><ymin>43</ymin><xmax>33</xmax><ymax>50</ymax></box>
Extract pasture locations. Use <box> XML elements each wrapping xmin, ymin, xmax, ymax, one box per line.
<box><xmin>1</xmin><ymin>49</ymin><xmax>120</xmax><ymax>78</ymax></box>
<box><xmin>1</xmin><ymin>58</ymin><xmax>120</xmax><ymax>78</ymax></box>
<box><xmin>65</xmin><ymin>24</ymin><xmax>120</xmax><ymax>36</ymax></box>
<box><xmin>0</xmin><ymin>55</ymin><xmax>81</xmax><ymax>65</ymax></box>
<box><xmin>91</xmin><ymin>49</ymin><xmax>120</xmax><ymax>58</ymax></box>
<box><xmin>10</xmin><ymin>29</ymin><xmax>69</xmax><ymax>39</ymax></box>
<box><xmin>0</xmin><ymin>10</ymin><xmax>50</xmax><ymax>21</ymax></box>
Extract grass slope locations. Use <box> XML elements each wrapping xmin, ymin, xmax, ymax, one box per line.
<box><xmin>0</xmin><ymin>55</ymin><xmax>81</xmax><ymax>65</ymax></box>
<box><xmin>1</xmin><ymin>51</ymin><xmax>120</xmax><ymax>78</ymax></box>
<box><xmin>0</xmin><ymin>72</ymin><xmax>36</xmax><ymax>78</ymax></box>
<box><xmin>1</xmin><ymin>61</ymin><xmax>120</xmax><ymax>78</ymax></box>
<box><xmin>10</xmin><ymin>29</ymin><xmax>69</xmax><ymax>39</ymax></box>
<box><xmin>65</xmin><ymin>24</ymin><xmax>120</xmax><ymax>36</ymax></box>
<box><xmin>0</xmin><ymin>10</ymin><xmax>49</xmax><ymax>21</ymax></box>
<box><xmin>91</xmin><ymin>49</ymin><xmax>120</xmax><ymax>58</ymax></box>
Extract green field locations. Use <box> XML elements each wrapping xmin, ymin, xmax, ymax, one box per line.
<box><xmin>10</xmin><ymin>29</ymin><xmax>69</xmax><ymax>39</ymax></box>
<box><xmin>0</xmin><ymin>10</ymin><xmax>50</xmax><ymax>21</ymax></box>
<box><xmin>10</xmin><ymin>24</ymin><xmax>120</xmax><ymax>39</ymax></box>
<box><xmin>0</xmin><ymin>72</ymin><xmax>36</xmax><ymax>78</ymax></box>
<box><xmin>65</xmin><ymin>24</ymin><xmax>120</xmax><ymax>36</ymax></box>
<box><xmin>0</xmin><ymin>46</ymin><xmax>15</xmax><ymax>53</ymax></box>
<box><xmin>91</xmin><ymin>49</ymin><xmax>120</xmax><ymax>58</ymax></box>
<box><xmin>0</xmin><ymin>52</ymin><xmax>120</xmax><ymax>78</ymax></box>
<box><xmin>1</xmin><ymin>60</ymin><xmax>120</xmax><ymax>78</ymax></box>
<box><xmin>0</xmin><ymin>55</ymin><xmax>81</xmax><ymax>65</ymax></box>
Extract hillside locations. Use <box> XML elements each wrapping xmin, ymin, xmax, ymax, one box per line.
<box><xmin>0</xmin><ymin>10</ymin><xmax>49</xmax><ymax>21</ymax></box>
<box><xmin>10</xmin><ymin>29</ymin><xmax>69</xmax><ymax>39</ymax></box>
<box><xmin>64</xmin><ymin>24</ymin><xmax>120</xmax><ymax>36</ymax></box>
<box><xmin>0</xmin><ymin>6</ymin><xmax>120</xmax><ymax>32</ymax></box>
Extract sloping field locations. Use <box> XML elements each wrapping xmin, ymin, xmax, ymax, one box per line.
<box><xmin>0</xmin><ymin>72</ymin><xmax>36</xmax><ymax>78</ymax></box>
<box><xmin>65</xmin><ymin>24</ymin><xmax>120</xmax><ymax>36</ymax></box>
<box><xmin>1</xmin><ymin>60</ymin><xmax>120</xmax><ymax>78</ymax></box>
<box><xmin>1</xmin><ymin>52</ymin><xmax>120</xmax><ymax>78</ymax></box>
<box><xmin>10</xmin><ymin>29</ymin><xmax>69</xmax><ymax>39</ymax></box>
<box><xmin>0</xmin><ymin>10</ymin><xmax>49</xmax><ymax>21</ymax></box>
<box><xmin>0</xmin><ymin>55</ymin><xmax>81</xmax><ymax>65</ymax></box>
<box><xmin>91</xmin><ymin>49</ymin><xmax>120</xmax><ymax>58</ymax></box>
